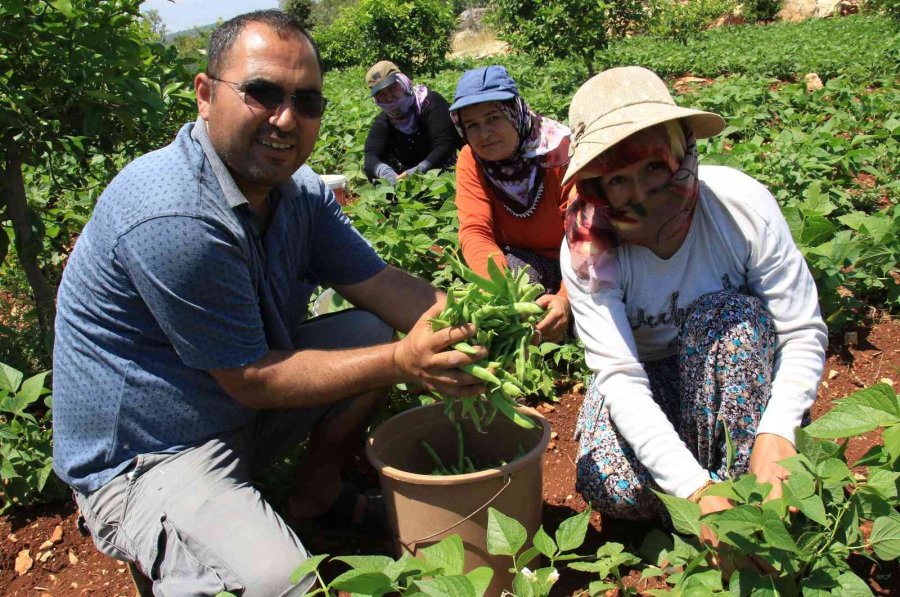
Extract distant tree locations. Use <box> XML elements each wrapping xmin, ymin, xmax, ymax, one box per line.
<box><xmin>142</xmin><ymin>8</ymin><xmax>168</xmax><ymax>41</ymax></box>
<box><xmin>311</xmin><ymin>0</ymin><xmax>360</xmax><ymax>28</ymax></box>
<box><xmin>316</xmin><ymin>0</ymin><xmax>454</xmax><ymax>73</ymax></box>
<box><xmin>171</xmin><ymin>24</ymin><xmax>216</xmax><ymax>72</ymax></box>
<box><xmin>280</xmin><ymin>0</ymin><xmax>314</xmax><ymax>29</ymax></box>
<box><xmin>487</xmin><ymin>0</ymin><xmax>648</xmax><ymax>77</ymax></box>
<box><xmin>0</xmin><ymin>0</ymin><xmax>194</xmax><ymax>353</ymax></box>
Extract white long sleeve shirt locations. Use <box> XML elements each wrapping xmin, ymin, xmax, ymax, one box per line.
<box><xmin>561</xmin><ymin>165</ymin><xmax>827</xmax><ymax>498</ymax></box>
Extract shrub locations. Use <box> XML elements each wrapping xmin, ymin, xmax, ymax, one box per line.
<box><xmin>648</xmin><ymin>0</ymin><xmax>739</xmax><ymax>44</ymax></box>
<box><xmin>315</xmin><ymin>0</ymin><xmax>455</xmax><ymax>74</ymax></box>
<box><xmin>742</xmin><ymin>0</ymin><xmax>782</xmax><ymax>22</ymax></box>
<box><xmin>487</xmin><ymin>0</ymin><xmax>649</xmax><ymax>77</ymax></box>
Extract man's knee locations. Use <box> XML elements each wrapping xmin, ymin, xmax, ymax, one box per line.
<box><xmin>158</xmin><ymin>493</ymin><xmax>313</xmax><ymax>597</ymax></box>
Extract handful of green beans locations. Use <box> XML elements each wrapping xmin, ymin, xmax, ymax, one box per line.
<box><xmin>430</xmin><ymin>252</ymin><xmax>545</xmax><ymax>430</ymax></box>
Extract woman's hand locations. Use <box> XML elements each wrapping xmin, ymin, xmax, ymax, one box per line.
<box><xmin>533</xmin><ymin>294</ymin><xmax>570</xmax><ymax>343</ymax></box>
<box><xmin>749</xmin><ymin>433</ymin><xmax>796</xmax><ymax>501</ymax></box>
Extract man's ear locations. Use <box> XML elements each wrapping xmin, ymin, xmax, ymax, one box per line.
<box><xmin>195</xmin><ymin>72</ymin><xmax>213</xmax><ymax>120</ymax></box>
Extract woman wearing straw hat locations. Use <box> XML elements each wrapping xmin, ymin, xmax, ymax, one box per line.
<box><xmin>363</xmin><ymin>60</ymin><xmax>461</xmax><ymax>185</ymax></box>
<box><xmin>561</xmin><ymin>66</ymin><xmax>827</xmax><ymax>524</ymax></box>
<box><xmin>449</xmin><ymin>65</ymin><xmax>573</xmax><ymax>342</ymax></box>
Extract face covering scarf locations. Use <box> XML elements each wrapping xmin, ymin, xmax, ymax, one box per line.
<box><xmin>563</xmin><ymin>120</ymin><xmax>700</xmax><ymax>291</ymax></box>
<box><xmin>452</xmin><ymin>96</ymin><xmax>571</xmax><ymax>209</ymax></box>
<box><xmin>375</xmin><ymin>73</ymin><xmax>430</xmax><ymax>135</ymax></box>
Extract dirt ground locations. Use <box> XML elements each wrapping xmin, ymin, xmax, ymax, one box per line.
<box><xmin>1</xmin><ymin>316</ymin><xmax>897</xmax><ymax>596</ymax></box>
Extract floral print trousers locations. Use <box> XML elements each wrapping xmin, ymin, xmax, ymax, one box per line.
<box><xmin>575</xmin><ymin>291</ymin><xmax>778</xmax><ymax>521</ymax></box>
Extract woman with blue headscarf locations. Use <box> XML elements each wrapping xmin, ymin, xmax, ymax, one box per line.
<box><xmin>363</xmin><ymin>61</ymin><xmax>461</xmax><ymax>185</ymax></box>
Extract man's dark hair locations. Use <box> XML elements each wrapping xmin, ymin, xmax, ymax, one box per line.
<box><xmin>206</xmin><ymin>9</ymin><xmax>324</xmax><ymax>81</ymax></box>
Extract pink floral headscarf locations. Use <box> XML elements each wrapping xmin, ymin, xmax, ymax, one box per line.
<box><xmin>563</xmin><ymin>120</ymin><xmax>700</xmax><ymax>291</ymax></box>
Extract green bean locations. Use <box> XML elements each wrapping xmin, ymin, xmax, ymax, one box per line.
<box><xmin>452</xmin><ymin>341</ymin><xmax>479</xmax><ymax>355</ymax></box>
<box><xmin>422</xmin><ymin>441</ymin><xmax>448</xmax><ymax>474</ymax></box>
<box><xmin>460</xmin><ymin>363</ymin><xmax>503</xmax><ymax>386</ymax></box>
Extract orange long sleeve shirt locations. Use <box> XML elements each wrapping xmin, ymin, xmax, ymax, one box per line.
<box><xmin>454</xmin><ymin>145</ymin><xmax>572</xmax><ymax>296</ymax></box>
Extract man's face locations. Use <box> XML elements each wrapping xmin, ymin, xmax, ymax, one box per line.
<box><xmin>196</xmin><ymin>23</ymin><xmax>323</xmax><ymax>201</ymax></box>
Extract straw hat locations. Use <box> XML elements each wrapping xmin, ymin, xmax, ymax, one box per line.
<box><xmin>562</xmin><ymin>66</ymin><xmax>726</xmax><ymax>185</ymax></box>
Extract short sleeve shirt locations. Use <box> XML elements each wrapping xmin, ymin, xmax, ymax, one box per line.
<box><xmin>52</xmin><ymin>119</ymin><xmax>386</xmax><ymax>493</ymax></box>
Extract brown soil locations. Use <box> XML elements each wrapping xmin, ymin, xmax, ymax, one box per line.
<box><xmin>2</xmin><ymin>317</ymin><xmax>897</xmax><ymax>596</ymax></box>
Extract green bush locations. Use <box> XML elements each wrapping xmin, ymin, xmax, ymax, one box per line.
<box><xmin>863</xmin><ymin>0</ymin><xmax>900</xmax><ymax>19</ymax></box>
<box><xmin>648</xmin><ymin>0</ymin><xmax>738</xmax><ymax>44</ymax></box>
<box><xmin>315</xmin><ymin>0</ymin><xmax>455</xmax><ymax>73</ymax></box>
<box><xmin>487</xmin><ymin>0</ymin><xmax>649</xmax><ymax>77</ymax></box>
<box><xmin>742</xmin><ymin>0</ymin><xmax>782</xmax><ymax>22</ymax></box>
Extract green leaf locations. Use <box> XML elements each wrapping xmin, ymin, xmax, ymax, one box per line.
<box><xmin>796</xmin><ymin>494</ymin><xmax>829</xmax><ymax>526</ymax></box>
<box><xmin>805</xmin><ymin>384</ymin><xmax>900</xmax><ymax>438</ymax></box>
<box><xmin>639</xmin><ymin>528</ymin><xmax>673</xmax><ymax>566</ymax></box>
<box><xmin>654</xmin><ymin>491</ymin><xmax>702</xmax><ymax>536</ymax></box>
<box><xmin>836</xmin><ymin>570</ymin><xmax>875</xmax><ymax>596</ymax></box>
<box><xmin>869</xmin><ymin>516</ymin><xmax>900</xmax><ymax>560</ymax></box>
<box><xmin>50</xmin><ymin>0</ymin><xmax>75</xmax><ymax>18</ymax></box>
<box><xmin>532</xmin><ymin>525</ymin><xmax>557</xmax><ymax>558</ymax></box>
<box><xmin>413</xmin><ymin>575</ymin><xmax>477</xmax><ymax>597</ymax></box>
<box><xmin>864</xmin><ymin>468</ymin><xmax>899</xmax><ymax>500</ymax></box>
<box><xmin>817</xmin><ymin>457</ymin><xmax>853</xmax><ymax>487</ymax></box>
<box><xmin>332</xmin><ymin>555</ymin><xmax>395</xmax><ymax>573</ymax></box>
<box><xmin>554</xmin><ymin>508</ymin><xmax>590</xmax><ymax>552</ymax></box>
<box><xmin>330</xmin><ymin>570</ymin><xmax>393</xmax><ymax>596</ymax></box>
<box><xmin>760</xmin><ymin>509</ymin><xmax>800</xmax><ymax>553</ymax></box>
<box><xmin>796</xmin><ymin>427</ymin><xmax>843</xmax><ymax>465</ymax></box>
<box><xmin>486</xmin><ymin>507</ymin><xmax>527</xmax><ymax>556</ymax></box>
<box><xmin>465</xmin><ymin>567</ymin><xmax>493</xmax><ymax>597</ymax></box>
<box><xmin>290</xmin><ymin>554</ymin><xmax>329</xmax><ymax>584</ymax></box>
<box><xmin>883</xmin><ymin>423</ymin><xmax>900</xmax><ymax>462</ymax></box>
<box><xmin>419</xmin><ymin>534</ymin><xmax>466</xmax><ymax>575</ymax></box>
<box><xmin>16</xmin><ymin>371</ymin><xmax>48</xmax><ymax>409</ymax></box>
<box><xmin>514</xmin><ymin>546</ymin><xmax>540</xmax><ymax>571</ymax></box>
<box><xmin>783</xmin><ymin>469</ymin><xmax>816</xmax><ymax>499</ymax></box>
<box><xmin>512</xmin><ymin>571</ymin><xmax>535</xmax><ymax>597</ymax></box>
<box><xmin>0</xmin><ymin>363</ymin><xmax>23</xmax><ymax>394</ymax></box>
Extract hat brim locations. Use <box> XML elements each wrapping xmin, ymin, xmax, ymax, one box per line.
<box><xmin>562</xmin><ymin>105</ymin><xmax>726</xmax><ymax>185</ymax></box>
<box><xmin>448</xmin><ymin>90</ymin><xmax>517</xmax><ymax>113</ymax></box>
<box><xmin>369</xmin><ymin>72</ymin><xmax>400</xmax><ymax>96</ymax></box>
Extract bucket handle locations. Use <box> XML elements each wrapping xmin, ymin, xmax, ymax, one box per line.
<box><xmin>398</xmin><ymin>474</ymin><xmax>513</xmax><ymax>555</ymax></box>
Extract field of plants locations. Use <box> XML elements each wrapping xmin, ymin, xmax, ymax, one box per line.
<box><xmin>0</xmin><ymin>2</ymin><xmax>898</xmax><ymax>595</ymax></box>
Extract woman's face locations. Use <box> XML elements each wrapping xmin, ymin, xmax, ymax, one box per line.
<box><xmin>590</xmin><ymin>156</ymin><xmax>673</xmax><ymax>209</ymax></box>
<box><xmin>373</xmin><ymin>81</ymin><xmax>405</xmax><ymax>103</ymax></box>
<box><xmin>458</xmin><ymin>102</ymin><xmax>519</xmax><ymax>162</ymax></box>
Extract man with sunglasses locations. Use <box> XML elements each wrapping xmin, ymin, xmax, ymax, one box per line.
<box><xmin>52</xmin><ymin>10</ymin><xmax>487</xmax><ymax>596</ymax></box>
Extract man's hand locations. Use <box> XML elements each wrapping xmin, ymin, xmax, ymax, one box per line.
<box><xmin>392</xmin><ymin>302</ymin><xmax>488</xmax><ymax>397</ymax></box>
<box><xmin>750</xmin><ymin>432</ymin><xmax>796</xmax><ymax>501</ymax></box>
<box><xmin>533</xmin><ymin>294</ymin><xmax>570</xmax><ymax>343</ymax></box>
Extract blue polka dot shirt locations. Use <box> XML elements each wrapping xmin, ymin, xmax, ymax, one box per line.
<box><xmin>52</xmin><ymin>119</ymin><xmax>385</xmax><ymax>493</ymax></box>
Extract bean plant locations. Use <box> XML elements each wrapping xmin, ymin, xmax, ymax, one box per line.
<box><xmin>0</xmin><ymin>362</ymin><xmax>62</xmax><ymax>512</ymax></box>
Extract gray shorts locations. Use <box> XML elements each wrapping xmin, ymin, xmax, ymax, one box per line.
<box><xmin>74</xmin><ymin>309</ymin><xmax>393</xmax><ymax>597</ymax></box>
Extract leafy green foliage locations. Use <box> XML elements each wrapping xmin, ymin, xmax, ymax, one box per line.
<box><xmin>647</xmin><ymin>0</ymin><xmax>738</xmax><ymax>44</ymax></box>
<box><xmin>0</xmin><ymin>0</ymin><xmax>196</xmax><ymax>364</ymax></box>
<box><xmin>279</xmin><ymin>0</ymin><xmax>314</xmax><ymax>29</ymax></box>
<box><xmin>0</xmin><ymin>362</ymin><xmax>63</xmax><ymax>512</ymax></box>
<box><xmin>487</xmin><ymin>0</ymin><xmax>648</xmax><ymax>76</ymax></box>
<box><xmin>741</xmin><ymin>0</ymin><xmax>783</xmax><ymax>22</ymax></box>
<box><xmin>285</xmin><ymin>533</ymin><xmax>494</xmax><ymax>596</ymax></box>
<box><xmin>315</xmin><ymin>0</ymin><xmax>455</xmax><ymax>73</ymax></box>
<box><xmin>649</xmin><ymin>383</ymin><xmax>900</xmax><ymax>595</ymax></box>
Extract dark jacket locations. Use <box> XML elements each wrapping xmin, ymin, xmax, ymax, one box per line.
<box><xmin>364</xmin><ymin>89</ymin><xmax>462</xmax><ymax>181</ymax></box>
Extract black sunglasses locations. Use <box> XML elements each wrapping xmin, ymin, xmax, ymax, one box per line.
<box><xmin>212</xmin><ymin>77</ymin><xmax>328</xmax><ymax>119</ymax></box>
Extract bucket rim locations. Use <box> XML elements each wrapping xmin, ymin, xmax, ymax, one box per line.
<box><xmin>365</xmin><ymin>402</ymin><xmax>551</xmax><ymax>485</ymax></box>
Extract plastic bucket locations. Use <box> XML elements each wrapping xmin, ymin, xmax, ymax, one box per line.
<box><xmin>366</xmin><ymin>403</ymin><xmax>550</xmax><ymax>596</ymax></box>
<box><xmin>320</xmin><ymin>174</ymin><xmax>347</xmax><ymax>205</ymax></box>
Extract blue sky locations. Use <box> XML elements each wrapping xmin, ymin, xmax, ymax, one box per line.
<box><xmin>140</xmin><ymin>0</ymin><xmax>279</xmax><ymax>35</ymax></box>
